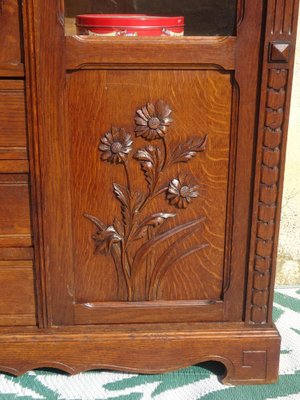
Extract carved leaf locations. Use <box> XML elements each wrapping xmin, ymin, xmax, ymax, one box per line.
<box><xmin>131</xmin><ymin>191</ymin><xmax>145</xmax><ymax>214</ymax></box>
<box><xmin>131</xmin><ymin>217</ymin><xmax>206</xmax><ymax>277</ymax></box>
<box><xmin>113</xmin><ymin>183</ymin><xmax>131</xmax><ymax>227</ymax></box>
<box><xmin>113</xmin><ymin>183</ymin><xmax>130</xmax><ymax>208</ymax></box>
<box><xmin>169</xmin><ymin>136</ymin><xmax>208</xmax><ymax>165</ymax></box>
<box><xmin>113</xmin><ymin>217</ymin><xmax>124</xmax><ymax>237</ymax></box>
<box><xmin>149</xmin><ymin>243</ymin><xmax>209</xmax><ymax>300</ymax></box>
<box><xmin>134</xmin><ymin>145</ymin><xmax>164</xmax><ymax>192</ymax></box>
<box><xmin>84</xmin><ymin>214</ymin><xmax>107</xmax><ymax>231</ymax></box>
<box><xmin>133</xmin><ymin>213</ymin><xmax>176</xmax><ymax>240</ymax></box>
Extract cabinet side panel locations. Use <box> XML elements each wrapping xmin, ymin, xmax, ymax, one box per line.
<box><xmin>247</xmin><ymin>0</ymin><xmax>299</xmax><ymax>324</ymax></box>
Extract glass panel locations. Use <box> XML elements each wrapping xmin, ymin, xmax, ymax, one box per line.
<box><xmin>65</xmin><ymin>0</ymin><xmax>238</xmax><ymax>36</ymax></box>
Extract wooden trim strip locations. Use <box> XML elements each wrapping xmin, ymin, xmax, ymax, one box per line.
<box><xmin>0</xmin><ymin>160</ymin><xmax>29</xmax><ymax>173</ymax></box>
<box><xmin>74</xmin><ymin>301</ymin><xmax>224</xmax><ymax>324</ymax></box>
<box><xmin>0</xmin><ymin>247</ymin><xmax>34</xmax><ymax>260</ymax></box>
<box><xmin>66</xmin><ymin>36</ymin><xmax>236</xmax><ymax>70</ymax></box>
<box><xmin>0</xmin><ymin>148</ymin><xmax>28</xmax><ymax>160</ymax></box>
<box><xmin>0</xmin><ymin>64</ymin><xmax>24</xmax><ymax>78</ymax></box>
<box><xmin>0</xmin><ymin>235</ymin><xmax>32</xmax><ymax>248</ymax></box>
<box><xmin>0</xmin><ymin>314</ymin><xmax>36</xmax><ymax>327</ymax></box>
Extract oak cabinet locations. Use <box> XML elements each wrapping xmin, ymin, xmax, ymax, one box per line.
<box><xmin>0</xmin><ymin>0</ymin><xmax>298</xmax><ymax>384</ymax></box>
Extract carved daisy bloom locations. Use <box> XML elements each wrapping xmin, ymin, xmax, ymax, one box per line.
<box><xmin>135</xmin><ymin>100</ymin><xmax>173</xmax><ymax>140</ymax></box>
<box><xmin>167</xmin><ymin>175</ymin><xmax>199</xmax><ymax>209</ymax></box>
<box><xmin>99</xmin><ymin>127</ymin><xmax>133</xmax><ymax>164</ymax></box>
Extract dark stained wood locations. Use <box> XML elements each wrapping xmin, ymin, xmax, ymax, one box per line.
<box><xmin>0</xmin><ymin>260</ymin><xmax>36</xmax><ymax>326</ymax></box>
<box><xmin>0</xmin><ymin>0</ymin><xmax>297</xmax><ymax>384</ymax></box>
<box><xmin>0</xmin><ymin>0</ymin><xmax>24</xmax><ymax>76</ymax></box>
<box><xmin>0</xmin><ymin>174</ymin><xmax>32</xmax><ymax>247</ymax></box>
<box><xmin>66</xmin><ymin>36</ymin><xmax>236</xmax><ymax>70</ymax></box>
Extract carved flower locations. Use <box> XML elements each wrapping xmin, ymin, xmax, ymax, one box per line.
<box><xmin>167</xmin><ymin>175</ymin><xmax>199</xmax><ymax>209</ymax></box>
<box><xmin>135</xmin><ymin>100</ymin><xmax>173</xmax><ymax>140</ymax></box>
<box><xmin>93</xmin><ymin>225</ymin><xmax>122</xmax><ymax>256</ymax></box>
<box><xmin>99</xmin><ymin>127</ymin><xmax>133</xmax><ymax>164</ymax></box>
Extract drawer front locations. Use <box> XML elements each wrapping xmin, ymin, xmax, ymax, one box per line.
<box><xmin>0</xmin><ymin>174</ymin><xmax>32</xmax><ymax>247</ymax></box>
<box><xmin>0</xmin><ymin>80</ymin><xmax>28</xmax><ymax>166</ymax></box>
<box><xmin>0</xmin><ymin>0</ymin><xmax>23</xmax><ymax>77</ymax></box>
<box><xmin>0</xmin><ymin>260</ymin><xmax>36</xmax><ymax>326</ymax></box>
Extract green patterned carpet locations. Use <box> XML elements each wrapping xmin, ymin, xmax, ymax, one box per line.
<box><xmin>0</xmin><ymin>288</ymin><xmax>299</xmax><ymax>399</ymax></box>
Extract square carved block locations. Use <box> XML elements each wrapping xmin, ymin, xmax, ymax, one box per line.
<box><xmin>269</xmin><ymin>42</ymin><xmax>290</xmax><ymax>63</ymax></box>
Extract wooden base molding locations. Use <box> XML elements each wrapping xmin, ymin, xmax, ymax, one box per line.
<box><xmin>0</xmin><ymin>325</ymin><xmax>280</xmax><ymax>385</ymax></box>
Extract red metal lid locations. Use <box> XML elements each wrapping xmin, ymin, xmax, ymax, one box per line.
<box><xmin>76</xmin><ymin>14</ymin><xmax>185</xmax><ymax>28</ymax></box>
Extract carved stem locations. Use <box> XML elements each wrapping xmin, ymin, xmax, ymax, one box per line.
<box><xmin>111</xmin><ymin>246</ymin><xmax>127</xmax><ymax>300</ymax></box>
<box><xmin>162</xmin><ymin>137</ymin><xmax>168</xmax><ymax>171</ymax></box>
<box><xmin>123</xmin><ymin>160</ymin><xmax>131</xmax><ymax>193</ymax></box>
<box><xmin>121</xmin><ymin>241</ymin><xmax>133</xmax><ymax>301</ymax></box>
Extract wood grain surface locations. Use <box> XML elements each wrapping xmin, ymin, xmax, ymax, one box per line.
<box><xmin>0</xmin><ymin>0</ymin><xmax>23</xmax><ymax>76</ymax></box>
<box><xmin>0</xmin><ymin>0</ymin><xmax>296</xmax><ymax>383</ymax></box>
<box><xmin>0</xmin><ymin>174</ymin><xmax>32</xmax><ymax>247</ymax></box>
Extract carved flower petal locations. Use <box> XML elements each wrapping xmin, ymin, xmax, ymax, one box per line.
<box><xmin>124</xmin><ymin>135</ymin><xmax>133</xmax><ymax>146</ymax></box>
<box><xmin>99</xmin><ymin>144</ymin><xmax>110</xmax><ymax>151</ymax></box>
<box><xmin>147</xmin><ymin>103</ymin><xmax>156</xmax><ymax>118</ymax></box>
<box><xmin>158</xmin><ymin>125</ymin><xmax>168</xmax><ymax>133</ymax></box>
<box><xmin>111</xmin><ymin>154</ymin><xmax>121</xmax><ymax>164</ymax></box>
<box><xmin>142</xmin><ymin>106</ymin><xmax>152</xmax><ymax>120</ymax></box>
<box><xmin>155</xmin><ymin>100</ymin><xmax>172</xmax><ymax>118</ymax></box>
<box><xmin>149</xmin><ymin>129</ymin><xmax>159</xmax><ymax>139</ymax></box>
<box><xmin>189</xmin><ymin>190</ymin><xmax>199</xmax><ymax>198</ymax></box>
<box><xmin>135</xmin><ymin>117</ymin><xmax>148</xmax><ymax>126</ymax></box>
<box><xmin>119</xmin><ymin>127</ymin><xmax>127</xmax><ymax>138</ymax></box>
<box><xmin>178</xmin><ymin>198</ymin><xmax>186</xmax><ymax>209</ymax></box>
<box><xmin>161</xmin><ymin>117</ymin><xmax>173</xmax><ymax>126</ymax></box>
<box><xmin>171</xmin><ymin>178</ymin><xmax>180</xmax><ymax>188</ymax></box>
<box><xmin>111</xmin><ymin>126</ymin><xmax>120</xmax><ymax>138</ymax></box>
<box><xmin>169</xmin><ymin>197</ymin><xmax>179</xmax><ymax>205</ymax></box>
<box><xmin>135</xmin><ymin>125</ymin><xmax>148</xmax><ymax>132</ymax></box>
<box><xmin>101</xmin><ymin>151</ymin><xmax>112</xmax><ymax>161</ymax></box>
<box><xmin>168</xmin><ymin>187</ymin><xmax>180</xmax><ymax>196</ymax></box>
<box><xmin>156</xmin><ymin>128</ymin><xmax>166</xmax><ymax>138</ymax></box>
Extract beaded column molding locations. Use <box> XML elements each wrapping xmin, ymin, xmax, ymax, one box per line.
<box><xmin>248</xmin><ymin>0</ymin><xmax>299</xmax><ymax>324</ymax></box>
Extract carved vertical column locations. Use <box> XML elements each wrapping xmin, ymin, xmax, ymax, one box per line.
<box><xmin>247</xmin><ymin>0</ymin><xmax>299</xmax><ymax>324</ymax></box>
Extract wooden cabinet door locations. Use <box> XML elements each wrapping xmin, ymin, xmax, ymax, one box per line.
<box><xmin>28</xmin><ymin>0</ymin><xmax>264</xmax><ymax>326</ymax></box>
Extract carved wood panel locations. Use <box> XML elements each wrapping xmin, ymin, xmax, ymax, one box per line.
<box><xmin>67</xmin><ymin>69</ymin><xmax>232</xmax><ymax>307</ymax></box>
<box><xmin>248</xmin><ymin>0</ymin><xmax>299</xmax><ymax>324</ymax></box>
<box><xmin>85</xmin><ymin>100</ymin><xmax>208</xmax><ymax>301</ymax></box>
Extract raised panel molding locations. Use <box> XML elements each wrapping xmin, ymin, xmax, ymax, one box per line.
<box><xmin>247</xmin><ymin>0</ymin><xmax>299</xmax><ymax>324</ymax></box>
